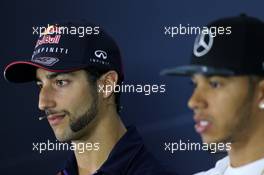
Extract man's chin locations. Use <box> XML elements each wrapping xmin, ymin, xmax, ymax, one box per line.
<box><xmin>53</xmin><ymin>127</ymin><xmax>74</xmax><ymax>142</ymax></box>
<box><xmin>55</xmin><ymin>129</ymin><xmax>88</xmax><ymax>142</ymax></box>
<box><xmin>201</xmin><ymin>135</ymin><xmax>220</xmax><ymax>144</ymax></box>
<box><xmin>201</xmin><ymin>135</ymin><xmax>228</xmax><ymax>145</ymax></box>
<box><xmin>54</xmin><ymin>133</ymin><xmax>70</xmax><ymax>142</ymax></box>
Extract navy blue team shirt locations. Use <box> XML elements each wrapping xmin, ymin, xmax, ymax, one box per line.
<box><xmin>56</xmin><ymin>126</ymin><xmax>171</xmax><ymax>175</ymax></box>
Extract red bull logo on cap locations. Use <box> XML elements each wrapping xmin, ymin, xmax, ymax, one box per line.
<box><xmin>35</xmin><ymin>25</ymin><xmax>61</xmax><ymax>48</ymax></box>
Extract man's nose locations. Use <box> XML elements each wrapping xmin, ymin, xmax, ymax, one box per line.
<box><xmin>38</xmin><ymin>85</ymin><xmax>56</xmax><ymax>111</ymax></box>
<box><xmin>188</xmin><ymin>86</ymin><xmax>208</xmax><ymax>111</ymax></box>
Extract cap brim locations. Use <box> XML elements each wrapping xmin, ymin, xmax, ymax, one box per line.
<box><xmin>160</xmin><ymin>65</ymin><xmax>235</xmax><ymax>76</ymax></box>
<box><xmin>4</xmin><ymin>61</ymin><xmax>87</xmax><ymax>83</ymax></box>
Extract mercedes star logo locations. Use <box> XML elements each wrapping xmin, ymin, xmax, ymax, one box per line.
<box><xmin>193</xmin><ymin>32</ymin><xmax>214</xmax><ymax>57</ymax></box>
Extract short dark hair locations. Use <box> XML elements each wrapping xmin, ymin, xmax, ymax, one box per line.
<box><xmin>83</xmin><ymin>67</ymin><xmax>122</xmax><ymax>113</ymax></box>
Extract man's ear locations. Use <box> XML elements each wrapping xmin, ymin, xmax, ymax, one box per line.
<box><xmin>97</xmin><ymin>70</ymin><xmax>118</xmax><ymax>98</ymax></box>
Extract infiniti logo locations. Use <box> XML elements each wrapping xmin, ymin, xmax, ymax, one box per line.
<box><xmin>95</xmin><ymin>50</ymin><xmax>107</xmax><ymax>59</ymax></box>
<box><xmin>193</xmin><ymin>32</ymin><xmax>214</xmax><ymax>57</ymax></box>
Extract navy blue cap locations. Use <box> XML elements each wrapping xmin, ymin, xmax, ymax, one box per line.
<box><xmin>4</xmin><ymin>21</ymin><xmax>124</xmax><ymax>83</ymax></box>
<box><xmin>161</xmin><ymin>14</ymin><xmax>264</xmax><ymax>76</ymax></box>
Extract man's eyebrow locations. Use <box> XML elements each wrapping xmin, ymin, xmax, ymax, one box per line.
<box><xmin>36</xmin><ymin>72</ymin><xmax>75</xmax><ymax>81</ymax></box>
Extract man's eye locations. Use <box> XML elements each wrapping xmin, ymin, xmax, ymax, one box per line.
<box><xmin>55</xmin><ymin>80</ymin><xmax>69</xmax><ymax>87</ymax></box>
<box><xmin>209</xmin><ymin>80</ymin><xmax>221</xmax><ymax>88</ymax></box>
